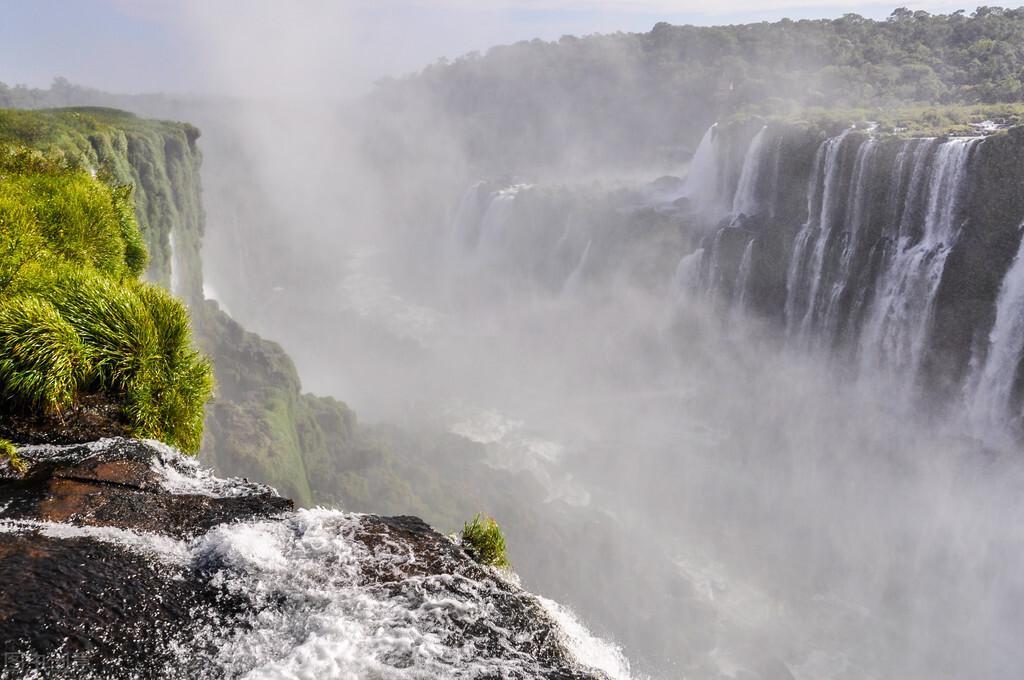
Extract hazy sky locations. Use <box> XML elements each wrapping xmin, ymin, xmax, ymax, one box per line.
<box><xmin>0</xmin><ymin>0</ymin><xmax>977</xmax><ymax>95</ymax></box>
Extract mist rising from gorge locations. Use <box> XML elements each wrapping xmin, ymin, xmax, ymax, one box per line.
<box><xmin>106</xmin><ymin>6</ymin><xmax>1024</xmax><ymax>678</ymax></box>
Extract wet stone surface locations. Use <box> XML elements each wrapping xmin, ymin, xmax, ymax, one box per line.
<box><xmin>0</xmin><ymin>439</ymin><xmax>611</xmax><ymax>679</ymax></box>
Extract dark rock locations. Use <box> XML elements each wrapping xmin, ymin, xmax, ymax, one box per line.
<box><xmin>0</xmin><ymin>439</ymin><xmax>292</xmax><ymax>539</ymax></box>
<box><xmin>0</xmin><ymin>393</ymin><xmax>129</xmax><ymax>447</ymax></box>
<box><xmin>0</xmin><ymin>439</ymin><xmax>610</xmax><ymax>679</ymax></box>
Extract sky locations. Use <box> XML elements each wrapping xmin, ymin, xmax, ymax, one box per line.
<box><xmin>0</xmin><ymin>0</ymin><xmax>983</xmax><ymax>95</ymax></box>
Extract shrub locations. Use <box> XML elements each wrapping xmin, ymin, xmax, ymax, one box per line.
<box><xmin>35</xmin><ymin>271</ymin><xmax>213</xmax><ymax>453</ymax></box>
<box><xmin>460</xmin><ymin>513</ymin><xmax>511</xmax><ymax>569</ymax></box>
<box><xmin>0</xmin><ymin>296</ymin><xmax>86</xmax><ymax>413</ymax></box>
<box><xmin>129</xmin><ymin>283</ymin><xmax>213</xmax><ymax>453</ymax></box>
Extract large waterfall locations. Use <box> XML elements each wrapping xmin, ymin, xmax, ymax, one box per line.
<box><xmin>434</xmin><ymin>153</ymin><xmax>1024</xmax><ymax>678</ymax></box>
<box><xmin>967</xmin><ymin>220</ymin><xmax>1024</xmax><ymax>434</ymax></box>
<box><xmin>683</xmin><ymin>122</ymin><xmax>1024</xmax><ymax>437</ymax></box>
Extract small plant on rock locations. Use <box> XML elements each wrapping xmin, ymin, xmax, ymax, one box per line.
<box><xmin>460</xmin><ymin>513</ymin><xmax>510</xmax><ymax>569</ymax></box>
<box><xmin>0</xmin><ymin>439</ymin><xmax>27</xmax><ymax>474</ymax></box>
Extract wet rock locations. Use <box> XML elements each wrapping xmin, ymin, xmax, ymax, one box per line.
<box><xmin>0</xmin><ymin>439</ymin><xmax>612</xmax><ymax>679</ymax></box>
<box><xmin>0</xmin><ymin>438</ymin><xmax>292</xmax><ymax>539</ymax></box>
<box><xmin>0</xmin><ymin>393</ymin><xmax>130</xmax><ymax>447</ymax></box>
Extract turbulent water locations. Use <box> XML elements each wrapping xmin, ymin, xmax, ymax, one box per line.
<box><xmin>0</xmin><ymin>441</ymin><xmax>630</xmax><ymax>680</ymax></box>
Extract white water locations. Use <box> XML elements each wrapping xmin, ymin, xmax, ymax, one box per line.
<box><xmin>6</xmin><ymin>441</ymin><xmax>631</xmax><ymax>679</ymax></box>
<box><xmin>858</xmin><ymin>137</ymin><xmax>978</xmax><ymax>379</ymax></box>
<box><xmin>201</xmin><ymin>510</ymin><xmax>629</xmax><ymax>679</ymax></box>
<box><xmin>967</xmin><ymin>221</ymin><xmax>1024</xmax><ymax>433</ymax></box>
<box><xmin>673</xmin><ymin>247</ymin><xmax>705</xmax><ymax>298</ymax></box>
<box><xmin>785</xmin><ymin>131</ymin><xmax>852</xmax><ymax>338</ymax></box>
<box><xmin>734</xmin><ymin>238</ymin><xmax>755</xmax><ymax>309</ymax></box>
<box><xmin>731</xmin><ymin>126</ymin><xmax>768</xmax><ymax>217</ymax></box>
<box><xmin>169</xmin><ymin>230</ymin><xmax>183</xmax><ymax>297</ymax></box>
<box><xmin>681</xmin><ymin>124</ymin><xmax>727</xmax><ymax>216</ymax></box>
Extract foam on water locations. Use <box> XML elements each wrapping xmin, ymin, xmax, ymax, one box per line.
<box><xmin>0</xmin><ymin>518</ymin><xmax>191</xmax><ymax>564</ymax></box>
<box><xmin>5</xmin><ymin>441</ymin><xmax>629</xmax><ymax>680</ymax></box>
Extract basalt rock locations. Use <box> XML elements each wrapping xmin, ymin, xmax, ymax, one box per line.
<box><xmin>0</xmin><ymin>439</ymin><xmax>613</xmax><ymax>679</ymax></box>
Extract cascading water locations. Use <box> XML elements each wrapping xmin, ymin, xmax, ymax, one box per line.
<box><xmin>678</xmin><ymin>125</ymin><xmax>1015</xmax><ymax>436</ymax></box>
<box><xmin>561</xmin><ymin>239</ymin><xmax>592</xmax><ymax>296</ymax></box>
<box><xmin>731</xmin><ymin>125</ymin><xmax>768</xmax><ymax>217</ymax></box>
<box><xmin>734</xmin><ymin>238</ymin><xmax>755</xmax><ymax>309</ymax></box>
<box><xmin>0</xmin><ymin>440</ymin><xmax>633</xmax><ymax>680</ymax></box>
<box><xmin>785</xmin><ymin>130</ymin><xmax>854</xmax><ymax>339</ymax></box>
<box><xmin>476</xmin><ymin>184</ymin><xmax>533</xmax><ymax>262</ymax></box>
<box><xmin>774</xmin><ymin>132</ymin><xmax>980</xmax><ymax>378</ymax></box>
<box><xmin>680</xmin><ymin>123</ymin><xmax>727</xmax><ymax>216</ymax></box>
<box><xmin>857</xmin><ymin>137</ymin><xmax>978</xmax><ymax>379</ymax></box>
<box><xmin>967</xmin><ymin>221</ymin><xmax>1024</xmax><ymax>433</ymax></box>
<box><xmin>818</xmin><ymin>138</ymin><xmax>878</xmax><ymax>341</ymax></box>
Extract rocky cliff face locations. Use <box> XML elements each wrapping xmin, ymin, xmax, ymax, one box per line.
<box><xmin>0</xmin><ymin>438</ymin><xmax>620</xmax><ymax>679</ymax></box>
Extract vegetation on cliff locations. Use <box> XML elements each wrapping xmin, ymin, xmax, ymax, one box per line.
<box><xmin>0</xmin><ymin>139</ymin><xmax>212</xmax><ymax>452</ymax></box>
<box><xmin>461</xmin><ymin>513</ymin><xmax>511</xmax><ymax>569</ymax></box>
<box><xmin>0</xmin><ymin>107</ymin><xmax>205</xmax><ymax>300</ymax></box>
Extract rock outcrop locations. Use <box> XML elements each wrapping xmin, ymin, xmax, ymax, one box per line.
<box><xmin>0</xmin><ymin>438</ymin><xmax>617</xmax><ymax>679</ymax></box>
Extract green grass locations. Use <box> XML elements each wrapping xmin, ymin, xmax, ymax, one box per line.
<box><xmin>0</xmin><ymin>296</ymin><xmax>86</xmax><ymax>412</ymax></box>
<box><xmin>0</xmin><ymin>141</ymin><xmax>212</xmax><ymax>453</ymax></box>
<box><xmin>0</xmin><ymin>108</ymin><xmax>204</xmax><ymax>297</ymax></box>
<box><xmin>460</xmin><ymin>513</ymin><xmax>510</xmax><ymax>569</ymax></box>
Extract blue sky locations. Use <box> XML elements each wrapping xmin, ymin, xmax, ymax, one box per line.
<box><xmin>0</xmin><ymin>0</ymin><xmax>980</xmax><ymax>95</ymax></box>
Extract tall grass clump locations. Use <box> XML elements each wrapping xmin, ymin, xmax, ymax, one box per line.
<box><xmin>460</xmin><ymin>513</ymin><xmax>511</xmax><ymax>569</ymax></box>
<box><xmin>0</xmin><ymin>142</ymin><xmax>211</xmax><ymax>453</ymax></box>
<box><xmin>0</xmin><ymin>296</ymin><xmax>86</xmax><ymax>412</ymax></box>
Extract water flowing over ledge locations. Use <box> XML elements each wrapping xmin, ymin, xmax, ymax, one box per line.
<box><xmin>678</xmin><ymin>122</ymin><xmax>1024</xmax><ymax>441</ymax></box>
<box><xmin>0</xmin><ymin>438</ymin><xmax>631</xmax><ymax>680</ymax></box>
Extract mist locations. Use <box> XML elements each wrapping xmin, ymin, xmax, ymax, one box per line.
<box><xmin>41</xmin><ymin>4</ymin><xmax>1023</xmax><ymax>678</ymax></box>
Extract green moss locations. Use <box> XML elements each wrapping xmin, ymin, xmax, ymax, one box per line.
<box><xmin>0</xmin><ymin>438</ymin><xmax>26</xmax><ymax>474</ymax></box>
<box><xmin>461</xmin><ymin>514</ymin><xmax>511</xmax><ymax>569</ymax></box>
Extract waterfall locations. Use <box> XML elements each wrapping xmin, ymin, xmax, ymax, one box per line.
<box><xmin>968</xmin><ymin>222</ymin><xmax>1024</xmax><ymax>431</ymax></box>
<box><xmin>681</xmin><ymin>124</ymin><xmax>725</xmax><ymax>215</ymax></box>
<box><xmin>777</xmin><ymin>131</ymin><xmax>978</xmax><ymax>379</ymax></box>
<box><xmin>731</xmin><ymin>126</ymin><xmax>768</xmax><ymax>217</ymax></box>
<box><xmin>169</xmin><ymin>230</ymin><xmax>183</xmax><ymax>297</ymax></box>
<box><xmin>819</xmin><ymin>138</ymin><xmax>879</xmax><ymax>341</ymax></box>
<box><xmin>475</xmin><ymin>183</ymin><xmax>532</xmax><ymax>261</ymax></box>
<box><xmin>561</xmin><ymin>239</ymin><xmax>592</xmax><ymax>296</ymax></box>
<box><xmin>449</xmin><ymin>180</ymin><xmax>487</xmax><ymax>253</ymax></box>
<box><xmin>673</xmin><ymin>247</ymin><xmax>705</xmax><ymax>298</ymax></box>
<box><xmin>734</xmin><ymin>238</ymin><xmax>755</xmax><ymax>307</ymax></box>
<box><xmin>858</xmin><ymin>137</ymin><xmax>978</xmax><ymax>378</ymax></box>
<box><xmin>784</xmin><ymin>130</ymin><xmax>853</xmax><ymax>337</ymax></box>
